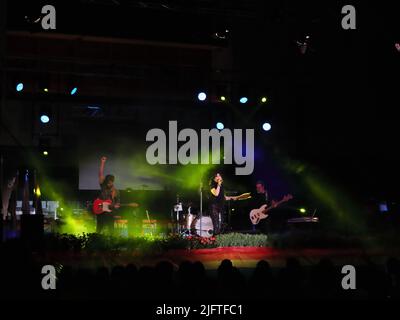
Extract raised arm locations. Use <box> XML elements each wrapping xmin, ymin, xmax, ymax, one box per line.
<box><xmin>99</xmin><ymin>156</ymin><xmax>107</xmax><ymax>184</ymax></box>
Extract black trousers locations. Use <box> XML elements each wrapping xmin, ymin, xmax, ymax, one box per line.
<box><xmin>96</xmin><ymin>213</ymin><xmax>114</xmax><ymax>235</ymax></box>
<box><xmin>210</xmin><ymin>204</ymin><xmax>224</xmax><ymax>235</ymax></box>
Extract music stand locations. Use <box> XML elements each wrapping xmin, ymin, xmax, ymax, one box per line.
<box><xmin>173</xmin><ymin>201</ymin><xmax>183</xmax><ymax>234</ymax></box>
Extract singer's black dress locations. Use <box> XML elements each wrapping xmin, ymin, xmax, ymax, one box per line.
<box><xmin>209</xmin><ymin>181</ymin><xmax>225</xmax><ymax>234</ymax></box>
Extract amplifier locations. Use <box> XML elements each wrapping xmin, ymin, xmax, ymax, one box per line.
<box><xmin>142</xmin><ymin>219</ymin><xmax>157</xmax><ymax>235</ymax></box>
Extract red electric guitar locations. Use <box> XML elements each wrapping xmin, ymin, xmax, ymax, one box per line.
<box><xmin>92</xmin><ymin>198</ymin><xmax>139</xmax><ymax>215</ymax></box>
<box><xmin>249</xmin><ymin>194</ymin><xmax>293</xmax><ymax>225</ymax></box>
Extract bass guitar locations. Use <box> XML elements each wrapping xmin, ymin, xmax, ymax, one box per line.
<box><xmin>249</xmin><ymin>194</ymin><xmax>293</xmax><ymax>225</ymax></box>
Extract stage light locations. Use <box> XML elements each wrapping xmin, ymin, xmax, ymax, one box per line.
<box><xmin>299</xmin><ymin>208</ymin><xmax>307</xmax><ymax>214</ymax></box>
<box><xmin>39</xmin><ymin>78</ymin><xmax>50</xmax><ymax>93</ymax></box>
<box><xmin>70</xmin><ymin>87</ymin><xmax>78</xmax><ymax>95</ymax></box>
<box><xmin>261</xmin><ymin>97</ymin><xmax>268</xmax><ymax>103</ymax></box>
<box><xmin>220</xmin><ymin>96</ymin><xmax>226</xmax><ymax>101</ymax></box>
<box><xmin>39</xmin><ymin>137</ymin><xmax>50</xmax><ymax>156</ymax></box>
<box><xmin>16</xmin><ymin>83</ymin><xmax>24</xmax><ymax>92</ymax></box>
<box><xmin>35</xmin><ymin>186</ymin><xmax>41</xmax><ymax>197</ymax></box>
<box><xmin>216</xmin><ymin>122</ymin><xmax>224</xmax><ymax>130</ymax></box>
<box><xmin>379</xmin><ymin>202</ymin><xmax>388</xmax><ymax>213</ymax></box>
<box><xmin>239</xmin><ymin>97</ymin><xmax>248</xmax><ymax>104</ymax></box>
<box><xmin>40</xmin><ymin>115</ymin><xmax>50</xmax><ymax>124</ymax></box>
<box><xmin>262</xmin><ymin>122</ymin><xmax>271</xmax><ymax>131</ymax></box>
<box><xmin>198</xmin><ymin>92</ymin><xmax>207</xmax><ymax>101</ymax></box>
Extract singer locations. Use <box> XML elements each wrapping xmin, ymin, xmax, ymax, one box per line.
<box><xmin>209</xmin><ymin>173</ymin><xmax>238</xmax><ymax>234</ymax></box>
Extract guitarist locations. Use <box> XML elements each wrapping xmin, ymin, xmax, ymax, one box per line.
<box><xmin>253</xmin><ymin>180</ymin><xmax>274</xmax><ymax>209</ymax></box>
<box><xmin>251</xmin><ymin>180</ymin><xmax>276</xmax><ymax>231</ymax></box>
<box><xmin>97</xmin><ymin>156</ymin><xmax>120</xmax><ymax>234</ymax></box>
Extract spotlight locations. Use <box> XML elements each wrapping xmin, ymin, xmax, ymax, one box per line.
<box><xmin>216</xmin><ymin>83</ymin><xmax>230</xmax><ymax>102</ymax></box>
<box><xmin>70</xmin><ymin>87</ymin><xmax>78</xmax><ymax>95</ymax></box>
<box><xmin>379</xmin><ymin>201</ymin><xmax>389</xmax><ymax>213</ymax></box>
<box><xmin>35</xmin><ymin>185</ymin><xmax>41</xmax><ymax>197</ymax></box>
<box><xmin>216</xmin><ymin>122</ymin><xmax>224</xmax><ymax>130</ymax></box>
<box><xmin>198</xmin><ymin>92</ymin><xmax>207</xmax><ymax>101</ymax></box>
<box><xmin>38</xmin><ymin>105</ymin><xmax>52</xmax><ymax>125</ymax></box>
<box><xmin>299</xmin><ymin>208</ymin><xmax>307</xmax><ymax>214</ymax></box>
<box><xmin>239</xmin><ymin>97</ymin><xmax>248</xmax><ymax>104</ymax></box>
<box><xmin>39</xmin><ymin>138</ymin><xmax>50</xmax><ymax>156</ymax></box>
<box><xmin>261</xmin><ymin>97</ymin><xmax>268</xmax><ymax>103</ymax></box>
<box><xmin>39</xmin><ymin>79</ymin><xmax>50</xmax><ymax>93</ymax></box>
<box><xmin>40</xmin><ymin>114</ymin><xmax>50</xmax><ymax>124</ymax></box>
<box><xmin>262</xmin><ymin>122</ymin><xmax>271</xmax><ymax>131</ymax></box>
<box><xmin>16</xmin><ymin>83</ymin><xmax>24</xmax><ymax>92</ymax></box>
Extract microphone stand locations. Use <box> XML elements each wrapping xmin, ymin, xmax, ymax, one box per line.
<box><xmin>199</xmin><ymin>181</ymin><xmax>202</xmax><ymax>238</ymax></box>
<box><xmin>176</xmin><ymin>194</ymin><xmax>179</xmax><ymax>234</ymax></box>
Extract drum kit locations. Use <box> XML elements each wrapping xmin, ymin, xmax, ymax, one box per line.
<box><xmin>171</xmin><ymin>181</ymin><xmax>250</xmax><ymax>237</ymax></box>
<box><xmin>172</xmin><ymin>199</ymin><xmax>214</xmax><ymax>238</ymax></box>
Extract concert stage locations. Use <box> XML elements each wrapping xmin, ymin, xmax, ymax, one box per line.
<box><xmin>1</xmin><ymin>0</ymin><xmax>400</xmax><ymax>304</ymax></box>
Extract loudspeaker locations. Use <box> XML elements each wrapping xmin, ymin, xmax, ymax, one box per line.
<box><xmin>21</xmin><ymin>214</ymin><xmax>44</xmax><ymax>245</ymax></box>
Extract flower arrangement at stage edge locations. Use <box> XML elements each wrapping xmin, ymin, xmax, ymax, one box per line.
<box><xmin>187</xmin><ymin>236</ymin><xmax>218</xmax><ymax>249</ymax></box>
<box><xmin>40</xmin><ymin>232</ymin><xmax>270</xmax><ymax>253</ymax></box>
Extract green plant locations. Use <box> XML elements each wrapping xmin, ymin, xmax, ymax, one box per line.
<box><xmin>45</xmin><ymin>232</ymin><xmax>269</xmax><ymax>253</ymax></box>
<box><xmin>215</xmin><ymin>233</ymin><xmax>268</xmax><ymax>247</ymax></box>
